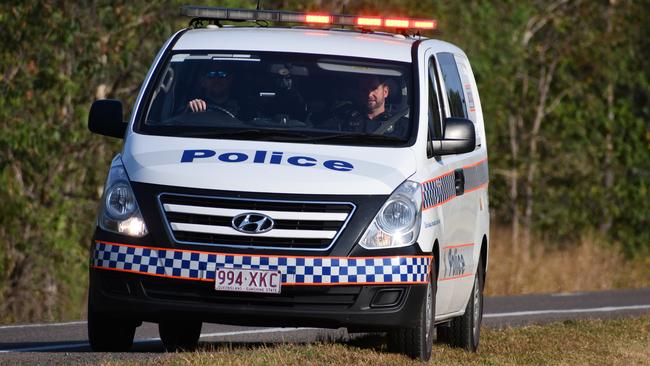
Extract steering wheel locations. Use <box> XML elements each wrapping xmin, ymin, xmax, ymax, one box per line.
<box><xmin>205</xmin><ymin>104</ymin><xmax>237</xmax><ymax>119</ymax></box>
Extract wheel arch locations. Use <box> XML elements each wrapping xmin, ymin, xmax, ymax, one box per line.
<box><xmin>432</xmin><ymin>239</ymin><xmax>440</xmax><ymax>281</ymax></box>
<box><xmin>480</xmin><ymin>234</ymin><xmax>488</xmax><ymax>285</ymax></box>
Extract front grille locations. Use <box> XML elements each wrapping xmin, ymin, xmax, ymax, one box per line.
<box><xmin>158</xmin><ymin>193</ymin><xmax>355</xmax><ymax>251</ymax></box>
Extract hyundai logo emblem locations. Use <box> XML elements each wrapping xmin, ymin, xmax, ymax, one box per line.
<box><xmin>232</xmin><ymin>213</ymin><xmax>274</xmax><ymax>234</ymax></box>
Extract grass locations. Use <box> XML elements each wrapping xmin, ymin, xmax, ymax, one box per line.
<box><xmin>98</xmin><ymin>315</ymin><xmax>650</xmax><ymax>366</ymax></box>
<box><xmin>485</xmin><ymin>226</ymin><xmax>650</xmax><ymax>296</ymax></box>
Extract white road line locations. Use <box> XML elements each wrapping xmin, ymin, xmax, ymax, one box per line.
<box><xmin>0</xmin><ymin>342</ymin><xmax>91</xmax><ymax>353</ymax></box>
<box><xmin>0</xmin><ymin>327</ymin><xmax>313</xmax><ymax>353</ymax></box>
<box><xmin>484</xmin><ymin>304</ymin><xmax>650</xmax><ymax>318</ymax></box>
<box><xmin>0</xmin><ymin>321</ymin><xmax>87</xmax><ymax>330</ymax></box>
<box><xmin>198</xmin><ymin>327</ymin><xmax>315</xmax><ymax>339</ymax></box>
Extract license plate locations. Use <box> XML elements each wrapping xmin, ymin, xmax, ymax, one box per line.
<box><xmin>214</xmin><ymin>267</ymin><xmax>282</xmax><ymax>294</ymax></box>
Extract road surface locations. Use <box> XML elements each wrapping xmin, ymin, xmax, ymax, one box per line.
<box><xmin>0</xmin><ymin>288</ymin><xmax>648</xmax><ymax>364</ymax></box>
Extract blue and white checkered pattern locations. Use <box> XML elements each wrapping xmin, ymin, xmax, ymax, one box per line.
<box><xmin>422</xmin><ymin>172</ymin><xmax>456</xmax><ymax>209</ymax></box>
<box><xmin>92</xmin><ymin>242</ymin><xmax>431</xmax><ymax>285</ymax></box>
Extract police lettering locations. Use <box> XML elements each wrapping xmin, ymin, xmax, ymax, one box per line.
<box><xmin>181</xmin><ymin>149</ymin><xmax>354</xmax><ymax>172</ymax></box>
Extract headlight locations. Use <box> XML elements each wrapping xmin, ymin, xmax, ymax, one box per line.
<box><xmin>97</xmin><ymin>156</ymin><xmax>148</xmax><ymax>237</ymax></box>
<box><xmin>359</xmin><ymin>180</ymin><xmax>422</xmax><ymax>249</ymax></box>
<box><xmin>105</xmin><ymin>183</ymin><xmax>137</xmax><ymax>220</ymax></box>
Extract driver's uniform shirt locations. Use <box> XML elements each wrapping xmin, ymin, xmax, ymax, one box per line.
<box><xmin>343</xmin><ymin>108</ymin><xmax>409</xmax><ymax>138</ymax></box>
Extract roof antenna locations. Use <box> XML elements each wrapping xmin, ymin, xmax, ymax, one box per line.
<box><xmin>257</xmin><ymin>0</ymin><xmax>262</xmax><ymax>10</ymax></box>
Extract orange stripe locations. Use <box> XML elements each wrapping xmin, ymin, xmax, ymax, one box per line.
<box><xmin>464</xmin><ymin>182</ymin><xmax>489</xmax><ymax>194</ymax></box>
<box><xmin>445</xmin><ymin>243</ymin><xmax>474</xmax><ymax>249</ymax></box>
<box><xmin>421</xmin><ymin>159</ymin><xmax>488</xmax><ymax>210</ymax></box>
<box><xmin>287</xmin><ymin>280</ymin><xmax>427</xmax><ymax>286</ymax></box>
<box><xmin>462</xmin><ymin>158</ymin><xmax>488</xmax><ymax>169</ymax></box>
<box><xmin>421</xmin><ymin>159</ymin><xmax>487</xmax><ymax>186</ymax></box>
<box><xmin>423</xmin><ymin>182</ymin><xmax>488</xmax><ymax>211</ymax></box>
<box><xmin>95</xmin><ymin>241</ymin><xmax>432</xmax><ymax>261</ymax></box>
<box><xmin>438</xmin><ymin>273</ymin><xmax>474</xmax><ymax>282</ymax></box>
<box><xmin>421</xmin><ymin>170</ymin><xmax>454</xmax><ymax>185</ymax></box>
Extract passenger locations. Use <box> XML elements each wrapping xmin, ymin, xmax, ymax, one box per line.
<box><xmin>334</xmin><ymin>75</ymin><xmax>409</xmax><ymax>137</ymax></box>
<box><xmin>187</xmin><ymin>65</ymin><xmax>239</xmax><ymax>118</ymax></box>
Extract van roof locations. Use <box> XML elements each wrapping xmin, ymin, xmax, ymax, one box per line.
<box><xmin>173</xmin><ymin>27</ymin><xmax>418</xmax><ymax>63</ymax></box>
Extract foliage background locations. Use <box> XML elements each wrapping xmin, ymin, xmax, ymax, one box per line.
<box><xmin>0</xmin><ymin>0</ymin><xmax>648</xmax><ymax>323</ymax></box>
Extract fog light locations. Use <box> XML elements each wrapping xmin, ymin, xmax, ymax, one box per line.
<box><xmin>370</xmin><ymin>289</ymin><xmax>404</xmax><ymax>308</ymax></box>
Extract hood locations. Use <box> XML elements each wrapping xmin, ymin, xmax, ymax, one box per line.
<box><xmin>122</xmin><ymin>134</ymin><xmax>416</xmax><ymax>195</ymax></box>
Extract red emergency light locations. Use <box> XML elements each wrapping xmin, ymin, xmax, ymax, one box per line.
<box><xmin>384</xmin><ymin>19</ymin><xmax>410</xmax><ymax>28</ymax></box>
<box><xmin>305</xmin><ymin>14</ymin><xmax>332</xmax><ymax>24</ymax></box>
<box><xmin>181</xmin><ymin>6</ymin><xmax>438</xmax><ymax>32</ymax></box>
<box><xmin>356</xmin><ymin>17</ymin><xmax>382</xmax><ymax>27</ymax></box>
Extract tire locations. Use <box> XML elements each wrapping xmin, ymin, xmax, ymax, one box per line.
<box><xmin>159</xmin><ymin>319</ymin><xmax>202</xmax><ymax>352</ymax></box>
<box><xmin>87</xmin><ymin>310</ymin><xmax>136</xmax><ymax>352</ymax></box>
<box><xmin>437</xmin><ymin>257</ymin><xmax>484</xmax><ymax>351</ymax></box>
<box><xmin>387</xmin><ymin>271</ymin><xmax>436</xmax><ymax>361</ymax></box>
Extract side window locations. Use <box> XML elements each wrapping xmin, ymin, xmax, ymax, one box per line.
<box><xmin>455</xmin><ymin>56</ymin><xmax>478</xmax><ymax>123</ymax></box>
<box><xmin>428</xmin><ymin>58</ymin><xmax>443</xmax><ymax>140</ymax></box>
<box><xmin>437</xmin><ymin>52</ymin><xmax>468</xmax><ymax>119</ymax></box>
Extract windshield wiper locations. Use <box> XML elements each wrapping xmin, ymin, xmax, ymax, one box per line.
<box><xmin>177</xmin><ymin>129</ymin><xmax>313</xmax><ymax>140</ymax></box>
<box><xmin>174</xmin><ymin>129</ymin><xmax>405</xmax><ymax>144</ymax></box>
<box><xmin>300</xmin><ymin>132</ymin><xmax>406</xmax><ymax>144</ymax></box>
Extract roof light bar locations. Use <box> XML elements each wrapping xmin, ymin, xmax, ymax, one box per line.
<box><xmin>180</xmin><ymin>6</ymin><xmax>437</xmax><ymax>31</ymax></box>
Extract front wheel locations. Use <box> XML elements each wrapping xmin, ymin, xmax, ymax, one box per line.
<box><xmin>159</xmin><ymin>319</ymin><xmax>202</xmax><ymax>352</ymax></box>
<box><xmin>87</xmin><ymin>310</ymin><xmax>137</xmax><ymax>352</ymax></box>
<box><xmin>388</xmin><ymin>273</ymin><xmax>436</xmax><ymax>361</ymax></box>
<box><xmin>437</xmin><ymin>257</ymin><xmax>484</xmax><ymax>351</ymax></box>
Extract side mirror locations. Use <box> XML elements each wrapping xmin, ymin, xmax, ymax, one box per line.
<box><xmin>429</xmin><ymin>117</ymin><xmax>476</xmax><ymax>156</ymax></box>
<box><xmin>88</xmin><ymin>99</ymin><xmax>127</xmax><ymax>139</ymax></box>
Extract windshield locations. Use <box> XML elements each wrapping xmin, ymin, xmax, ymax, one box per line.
<box><xmin>139</xmin><ymin>51</ymin><xmax>415</xmax><ymax>146</ymax></box>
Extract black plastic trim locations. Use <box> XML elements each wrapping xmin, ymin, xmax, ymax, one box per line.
<box><xmin>410</xmin><ymin>39</ymin><xmax>422</xmax><ymax>147</ymax></box>
<box><xmin>131</xmin><ymin>29</ymin><xmax>189</xmax><ymax>134</ymax></box>
<box><xmin>89</xmin><ymin>267</ymin><xmax>427</xmax><ymax>330</ymax></box>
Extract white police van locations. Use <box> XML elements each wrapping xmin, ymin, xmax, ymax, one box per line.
<box><xmin>87</xmin><ymin>6</ymin><xmax>489</xmax><ymax>361</ymax></box>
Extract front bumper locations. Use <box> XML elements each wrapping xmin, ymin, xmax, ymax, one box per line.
<box><xmin>89</xmin><ymin>241</ymin><xmax>431</xmax><ymax>331</ymax></box>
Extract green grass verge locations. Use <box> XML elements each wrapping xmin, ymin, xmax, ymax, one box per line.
<box><xmin>100</xmin><ymin>315</ymin><xmax>650</xmax><ymax>366</ymax></box>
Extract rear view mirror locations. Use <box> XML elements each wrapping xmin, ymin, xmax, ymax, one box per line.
<box><xmin>429</xmin><ymin>118</ymin><xmax>476</xmax><ymax>156</ymax></box>
<box><xmin>88</xmin><ymin>99</ymin><xmax>127</xmax><ymax>139</ymax></box>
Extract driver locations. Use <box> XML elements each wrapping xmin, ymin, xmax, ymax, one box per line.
<box><xmin>187</xmin><ymin>65</ymin><xmax>239</xmax><ymax>118</ymax></box>
<box><xmin>336</xmin><ymin>75</ymin><xmax>409</xmax><ymax>137</ymax></box>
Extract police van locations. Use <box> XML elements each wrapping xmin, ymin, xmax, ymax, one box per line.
<box><xmin>87</xmin><ymin>6</ymin><xmax>489</xmax><ymax>361</ymax></box>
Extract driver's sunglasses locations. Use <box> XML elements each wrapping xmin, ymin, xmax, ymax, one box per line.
<box><xmin>205</xmin><ymin>70</ymin><xmax>229</xmax><ymax>79</ymax></box>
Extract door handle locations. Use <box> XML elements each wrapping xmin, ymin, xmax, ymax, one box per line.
<box><xmin>454</xmin><ymin>169</ymin><xmax>465</xmax><ymax>196</ymax></box>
